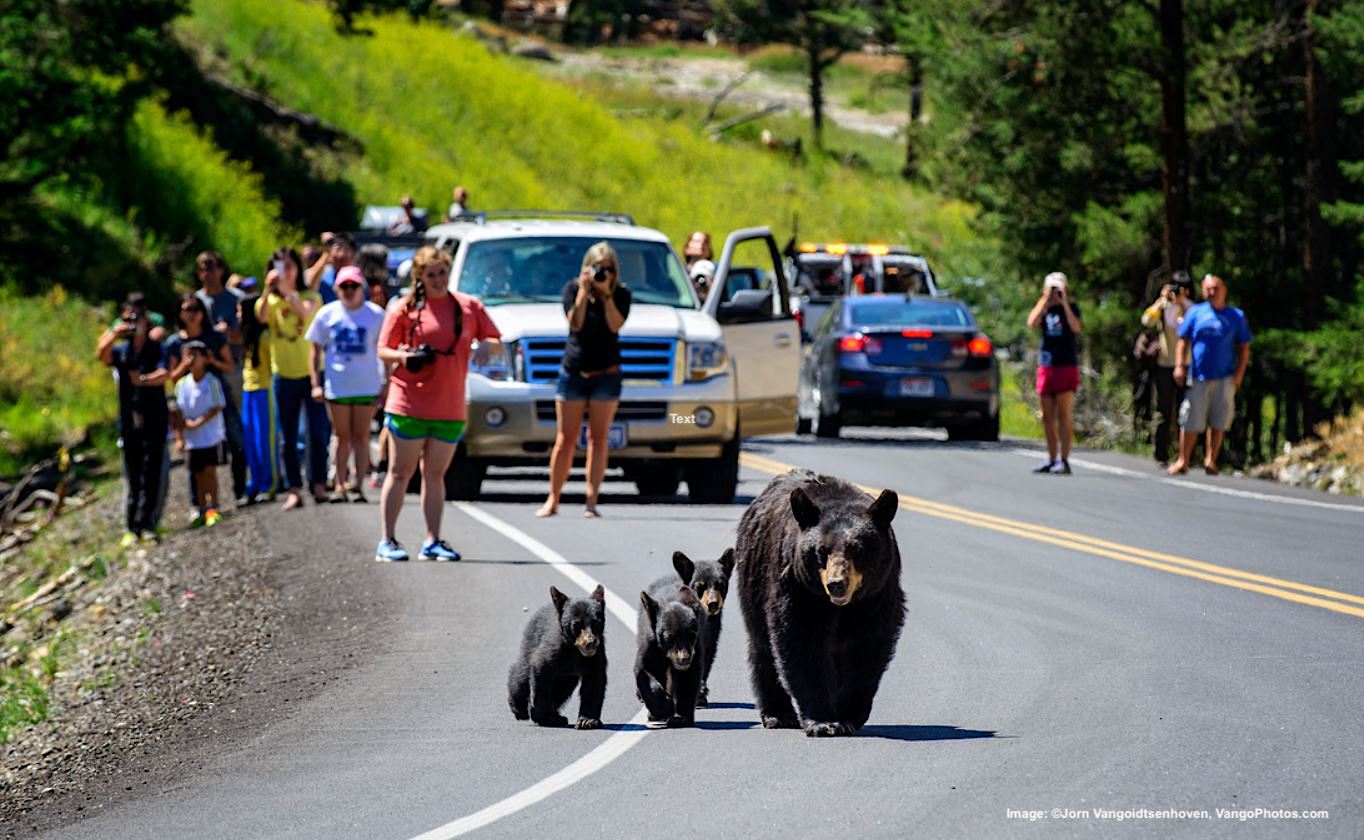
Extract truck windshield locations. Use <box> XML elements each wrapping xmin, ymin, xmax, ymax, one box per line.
<box><xmin>458</xmin><ymin>237</ymin><xmax>696</xmax><ymax>308</ymax></box>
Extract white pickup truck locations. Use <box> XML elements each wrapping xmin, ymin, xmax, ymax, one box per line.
<box><xmin>425</xmin><ymin>212</ymin><xmax>800</xmax><ymax>503</ymax></box>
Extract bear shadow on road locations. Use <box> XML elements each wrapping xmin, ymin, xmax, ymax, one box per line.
<box><xmin>854</xmin><ymin>724</ymin><xmax>1000</xmax><ymax>742</ymax></box>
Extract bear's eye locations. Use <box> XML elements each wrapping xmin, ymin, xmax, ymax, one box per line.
<box><xmin>694</xmin><ymin>582</ymin><xmax>707</xmax><ymax>593</ymax></box>
<box><xmin>659</xmin><ymin>632</ymin><xmax>671</xmax><ymax>645</ymax></box>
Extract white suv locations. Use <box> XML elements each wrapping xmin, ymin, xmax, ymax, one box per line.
<box><xmin>425</xmin><ymin>212</ymin><xmax>800</xmax><ymax>503</ymax></box>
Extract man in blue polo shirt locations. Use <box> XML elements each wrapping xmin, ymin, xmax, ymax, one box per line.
<box><xmin>1168</xmin><ymin>274</ymin><xmax>1251</xmax><ymax>476</ymax></box>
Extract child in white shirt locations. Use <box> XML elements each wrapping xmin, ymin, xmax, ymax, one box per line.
<box><xmin>175</xmin><ymin>342</ymin><xmax>228</xmax><ymax>528</ymax></box>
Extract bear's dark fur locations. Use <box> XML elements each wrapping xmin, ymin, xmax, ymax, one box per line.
<box><xmin>736</xmin><ymin>469</ymin><xmax>904</xmax><ymax>737</ymax></box>
<box><xmin>508</xmin><ymin>585</ymin><xmax>608</xmax><ymax>729</ymax></box>
<box><xmin>667</xmin><ymin>549</ymin><xmax>735</xmax><ymax>707</ymax></box>
<box><xmin>635</xmin><ymin>580</ymin><xmax>707</xmax><ymax>728</ymax></box>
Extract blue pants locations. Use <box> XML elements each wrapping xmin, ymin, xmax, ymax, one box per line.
<box><xmin>273</xmin><ymin>375</ymin><xmax>331</xmax><ymax>491</ymax></box>
<box><xmin>241</xmin><ymin>387</ymin><xmax>279</xmax><ymax>497</ymax></box>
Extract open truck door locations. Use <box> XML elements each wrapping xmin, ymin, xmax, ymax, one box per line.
<box><xmin>703</xmin><ymin>227</ymin><xmax>800</xmax><ymax>437</ymax></box>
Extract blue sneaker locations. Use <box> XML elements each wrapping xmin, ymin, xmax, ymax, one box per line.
<box><xmin>375</xmin><ymin>539</ymin><xmax>409</xmax><ymax>562</ymax></box>
<box><xmin>419</xmin><ymin>539</ymin><xmax>461</xmax><ymax>562</ymax></box>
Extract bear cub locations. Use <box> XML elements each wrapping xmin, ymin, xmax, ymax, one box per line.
<box><xmin>736</xmin><ymin>469</ymin><xmax>905</xmax><ymax>737</ymax></box>
<box><xmin>508</xmin><ymin>585</ymin><xmax>607</xmax><ymax>729</ymax></box>
<box><xmin>668</xmin><ymin>549</ymin><xmax>735</xmax><ymax>707</ymax></box>
<box><xmin>635</xmin><ymin>580</ymin><xmax>706</xmax><ymax>728</ymax></box>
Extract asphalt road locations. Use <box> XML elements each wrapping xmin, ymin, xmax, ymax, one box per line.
<box><xmin>37</xmin><ymin>431</ymin><xmax>1364</xmax><ymax>839</ymax></box>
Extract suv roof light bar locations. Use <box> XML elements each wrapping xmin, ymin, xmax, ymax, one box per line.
<box><xmin>450</xmin><ymin>210</ymin><xmax>636</xmax><ymax>226</ymax></box>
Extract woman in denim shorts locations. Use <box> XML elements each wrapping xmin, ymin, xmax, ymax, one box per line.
<box><xmin>537</xmin><ymin>242</ymin><xmax>632</xmax><ymax>518</ymax></box>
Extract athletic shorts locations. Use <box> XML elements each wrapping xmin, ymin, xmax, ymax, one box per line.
<box><xmin>329</xmin><ymin>395</ymin><xmax>378</xmax><ymax>406</ymax></box>
<box><xmin>384</xmin><ymin>414</ymin><xmax>466</xmax><ymax>444</ymax></box>
<box><xmin>556</xmin><ymin>369</ymin><xmax>623</xmax><ymax>402</ymax></box>
<box><xmin>1035</xmin><ymin>365</ymin><xmax>1080</xmax><ymax>396</ymax></box>
<box><xmin>187</xmin><ymin>441</ymin><xmax>228</xmax><ymax>471</ymax></box>
<box><xmin>1179</xmin><ymin>377</ymin><xmax>1236</xmax><ymax>433</ymax></box>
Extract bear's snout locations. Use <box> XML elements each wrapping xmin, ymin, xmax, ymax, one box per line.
<box><xmin>821</xmin><ymin>558</ymin><xmax>863</xmax><ymax>606</ymax></box>
<box><xmin>701</xmin><ymin>592</ymin><xmax>724</xmax><ymax>616</ymax></box>
<box><xmin>576</xmin><ymin>630</ymin><xmax>600</xmax><ymax>657</ymax></box>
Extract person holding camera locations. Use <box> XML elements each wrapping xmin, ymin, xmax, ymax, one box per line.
<box><xmin>1026</xmin><ymin>271</ymin><xmax>1083</xmax><ymax>475</ymax></box>
<box><xmin>1168</xmin><ymin>274</ymin><xmax>1251</xmax><ymax>476</ymax></box>
<box><xmin>306</xmin><ymin>231</ymin><xmax>357</xmax><ymax>305</ymax></box>
<box><xmin>375</xmin><ymin>246</ymin><xmax>500</xmax><ymax>562</ymax></box>
<box><xmin>255</xmin><ymin>247</ymin><xmax>327</xmax><ymax>510</ymax></box>
<box><xmin>307</xmin><ymin>266</ymin><xmax>386</xmax><ymax>503</ymax></box>
<box><xmin>537</xmin><ymin>242</ymin><xmax>631</xmax><ymax>519</ymax></box>
<box><xmin>98</xmin><ymin>293</ymin><xmax>171</xmax><ymax>546</ymax></box>
<box><xmin>1141</xmin><ymin>270</ymin><xmax>1193</xmax><ymax>466</ymax></box>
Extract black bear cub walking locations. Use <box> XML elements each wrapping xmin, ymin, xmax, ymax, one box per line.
<box><xmin>736</xmin><ymin>469</ymin><xmax>905</xmax><ymax>737</ymax></box>
<box><xmin>667</xmin><ymin>549</ymin><xmax>735</xmax><ymax>707</ymax></box>
<box><xmin>508</xmin><ymin>585</ymin><xmax>607</xmax><ymax>730</ymax></box>
<box><xmin>635</xmin><ymin>580</ymin><xmax>706</xmax><ymax>728</ymax></box>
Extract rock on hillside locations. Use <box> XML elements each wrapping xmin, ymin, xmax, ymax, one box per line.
<box><xmin>1250</xmin><ymin>409</ymin><xmax>1364</xmax><ymax>496</ymax></box>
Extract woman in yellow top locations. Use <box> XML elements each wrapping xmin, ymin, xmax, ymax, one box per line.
<box><xmin>255</xmin><ymin>247</ymin><xmax>327</xmax><ymax>510</ymax></box>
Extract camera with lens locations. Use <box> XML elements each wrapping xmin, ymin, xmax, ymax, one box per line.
<box><xmin>592</xmin><ymin>264</ymin><xmax>609</xmax><ymax>283</ymax></box>
<box><xmin>405</xmin><ymin>343</ymin><xmax>437</xmax><ymax>373</ymax></box>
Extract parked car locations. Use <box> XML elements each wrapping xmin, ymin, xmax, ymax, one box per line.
<box><xmin>424</xmin><ymin>212</ymin><xmax>801</xmax><ymax>502</ymax></box>
<box><xmin>797</xmin><ymin>294</ymin><xmax>1000</xmax><ymax>441</ymax></box>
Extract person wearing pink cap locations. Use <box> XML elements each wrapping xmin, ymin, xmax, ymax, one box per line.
<box><xmin>1027</xmin><ymin>271</ymin><xmax>1084</xmax><ymax>474</ymax></box>
<box><xmin>307</xmin><ymin>265</ymin><xmax>387</xmax><ymax>502</ymax></box>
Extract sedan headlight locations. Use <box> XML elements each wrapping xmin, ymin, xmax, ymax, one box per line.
<box><xmin>687</xmin><ymin>341</ymin><xmax>728</xmax><ymax>382</ymax></box>
<box><xmin>470</xmin><ymin>339</ymin><xmax>512</xmax><ymax>381</ymax></box>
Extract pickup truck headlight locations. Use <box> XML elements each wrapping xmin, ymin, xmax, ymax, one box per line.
<box><xmin>470</xmin><ymin>339</ymin><xmax>512</xmax><ymax>381</ymax></box>
<box><xmin>687</xmin><ymin>341</ymin><xmax>728</xmax><ymax>382</ymax></box>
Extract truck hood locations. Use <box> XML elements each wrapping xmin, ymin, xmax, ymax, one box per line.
<box><xmin>487</xmin><ymin>303</ymin><xmax>722</xmax><ymax>344</ymax></box>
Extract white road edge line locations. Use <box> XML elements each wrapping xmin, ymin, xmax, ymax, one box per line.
<box><xmin>405</xmin><ymin>503</ymin><xmax>651</xmax><ymax>840</ymax></box>
<box><xmin>1009</xmin><ymin>448</ymin><xmax>1364</xmax><ymax>514</ymax></box>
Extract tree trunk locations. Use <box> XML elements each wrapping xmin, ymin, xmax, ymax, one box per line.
<box><xmin>1157</xmin><ymin>0</ymin><xmax>1190</xmax><ymax>278</ymax></box>
<box><xmin>903</xmin><ymin>52</ymin><xmax>923</xmax><ymax>180</ymax></box>
<box><xmin>808</xmin><ymin>44</ymin><xmax>826</xmax><ymax>150</ymax></box>
<box><xmin>1302</xmin><ymin>0</ymin><xmax>1337</xmax><ymax>328</ymax></box>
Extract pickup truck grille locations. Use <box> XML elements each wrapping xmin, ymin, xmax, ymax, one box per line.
<box><xmin>522</xmin><ymin>337</ymin><xmax>676</xmax><ymax>383</ymax></box>
<box><xmin>535</xmin><ymin>401</ymin><xmax>669</xmax><ymax>422</ymax></box>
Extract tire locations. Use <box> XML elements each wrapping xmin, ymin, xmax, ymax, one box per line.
<box><xmin>796</xmin><ymin>416</ymin><xmax>812</xmax><ymax>435</ymax></box>
<box><xmin>686</xmin><ymin>436</ymin><xmax>739</xmax><ymax>504</ymax></box>
<box><xmin>813</xmin><ymin>404</ymin><xmax>842</xmax><ymax>438</ymax></box>
<box><xmin>948</xmin><ymin>412</ymin><xmax>1000</xmax><ymax>443</ymax></box>
<box><xmin>633</xmin><ymin>464</ymin><xmax>682</xmax><ymax>497</ymax></box>
<box><xmin>444</xmin><ymin>444</ymin><xmax>486</xmax><ymax>500</ymax></box>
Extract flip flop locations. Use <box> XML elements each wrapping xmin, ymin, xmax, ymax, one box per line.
<box><xmin>1203</xmin><ymin>463</ymin><xmax>1220</xmax><ymax>475</ymax></box>
<box><xmin>583</xmin><ymin>506</ymin><xmax>601</xmax><ymax>518</ymax></box>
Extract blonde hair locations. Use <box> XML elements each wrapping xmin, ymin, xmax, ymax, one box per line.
<box><xmin>408</xmin><ymin>246</ymin><xmax>453</xmax><ymax>311</ymax></box>
<box><xmin>580</xmin><ymin>241</ymin><xmax>620</xmax><ymax>291</ymax></box>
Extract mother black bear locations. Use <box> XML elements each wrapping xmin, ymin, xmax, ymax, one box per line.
<box><xmin>736</xmin><ymin>469</ymin><xmax>904</xmax><ymax>737</ymax></box>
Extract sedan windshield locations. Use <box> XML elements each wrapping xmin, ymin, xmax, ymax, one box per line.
<box><xmin>458</xmin><ymin>237</ymin><xmax>696</xmax><ymax>308</ymax></box>
<box><xmin>849</xmin><ymin>300</ymin><xmax>973</xmax><ymax>328</ymax></box>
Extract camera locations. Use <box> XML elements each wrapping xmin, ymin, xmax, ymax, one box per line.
<box><xmin>121</xmin><ymin>311</ymin><xmax>142</xmax><ymax>324</ymax></box>
<box><xmin>592</xmin><ymin>265</ymin><xmax>609</xmax><ymax>283</ymax></box>
<box><xmin>405</xmin><ymin>344</ymin><xmax>437</xmax><ymax>373</ymax></box>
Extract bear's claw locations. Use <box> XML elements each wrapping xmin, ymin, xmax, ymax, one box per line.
<box><xmin>803</xmin><ymin>721</ymin><xmax>854</xmax><ymax>737</ymax></box>
<box><xmin>575</xmin><ymin>717</ymin><xmax>602</xmax><ymax>730</ymax></box>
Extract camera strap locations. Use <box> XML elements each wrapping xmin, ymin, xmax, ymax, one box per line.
<box><xmin>407</xmin><ymin>294</ymin><xmax>464</xmax><ymax>355</ymax></box>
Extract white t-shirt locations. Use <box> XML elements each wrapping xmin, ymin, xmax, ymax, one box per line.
<box><xmin>306</xmin><ymin>300</ymin><xmax>386</xmax><ymax>399</ymax></box>
<box><xmin>175</xmin><ymin>374</ymin><xmax>227</xmax><ymax>450</ymax></box>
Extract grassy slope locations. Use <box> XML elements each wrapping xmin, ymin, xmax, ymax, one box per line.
<box><xmin>181</xmin><ymin>0</ymin><xmax>978</xmax><ymax>270</ymax></box>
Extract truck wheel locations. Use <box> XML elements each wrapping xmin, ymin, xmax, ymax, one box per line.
<box><xmin>444</xmin><ymin>444</ymin><xmax>486</xmax><ymax>500</ymax></box>
<box><xmin>796</xmin><ymin>416</ymin><xmax>812</xmax><ymax>435</ymax></box>
<box><xmin>813</xmin><ymin>405</ymin><xmax>842</xmax><ymax>438</ymax></box>
<box><xmin>633</xmin><ymin>464</ymin><xmax>682</xmax><ymax>497</ymax></box>
<box><xmin>686</xmin><ymin>437</ymin><xmax>739</xmax><ymax>504</ymax></box>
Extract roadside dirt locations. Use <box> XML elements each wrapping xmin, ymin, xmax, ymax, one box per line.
<box><xmin>0</xmin><ymin>480</ymin><xmax>398</xmax><ymax>838</ymax></box>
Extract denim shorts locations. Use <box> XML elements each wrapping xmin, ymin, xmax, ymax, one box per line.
<box><xmin>555</xmin><ymin>369</ymin><xmax>623</xmax><ymax>403</ymax></box>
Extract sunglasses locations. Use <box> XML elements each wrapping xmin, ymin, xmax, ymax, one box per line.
<box><xmin>197</xmin><ymin>263</ymin><xmax>220</xmax><ymax>271</ymax></box>
<box><xmin>337</xmin><ymin>283</ymin><xmax>364</xmax><ymax>292</ymax></box>
<box><xmin>181</xmin><ymin>305</ymin><xmax>205</xmax><ymax>314</ymax></box>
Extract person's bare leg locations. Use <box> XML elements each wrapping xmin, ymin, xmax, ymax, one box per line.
<box><xmin>419</xmin><ymin>438</ymin><xmax>457</xmax><ymax>542</ymax></box>
<box><xmin>351</xmin><ymin>405</ymin><xmax>375</xmax><ymax>483</ymax></box>
<box><xmin>1168</xmin><ymin>430</ymin><xmax>1198</xmax><ymax>474</ymax></box>
<box><xmin>380</xmin><ymin>436</ymin><xmax>423</xmax><ymax>541</ymax></box>
<box><xmin>1205</xmin><ymin>428</ymin><xmax>1225</xmax><ymax>472</ymax></box>
<box><xmin>1039</xmin><ymin>394</ymin><xmax>1059</xmax><ymax>462</ymax></box>
<box><xmin>202</xmin><ymin>466</ymin><xmax>219</xmax><ymax>511</ymax></box>
<box><xmin>1057</xmin><ymin>391</ymin><xmax>1076</xmax><ymax>462</ymax></box>
<box><xmin>584</xmin><ymin>399</ymin><xmax>618</xmax><ymax>515</ymax></box>
<box><xmin>329</xmin><ymin>403</ymin><xmax>353</xmax><ymax>492</ymax></box>
<box><xmin>539</xmin><ymin>400</ymin><xmax>585</xmax><ymax>517</ymax></box>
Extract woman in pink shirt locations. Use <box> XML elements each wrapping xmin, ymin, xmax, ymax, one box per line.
<box><xmin>374</xmin><ymin>247</ymin><xmax>501</xmax><ymax>562</ymax></box>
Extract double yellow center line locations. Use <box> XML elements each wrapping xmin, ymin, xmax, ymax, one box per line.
<box><xmin>740</xmin><ymin>452</ymin><xmax>1364</xmax><ymax>620</ymax></box>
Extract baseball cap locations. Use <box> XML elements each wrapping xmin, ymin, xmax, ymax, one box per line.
<box><xmin>1043</xmin><ymin>271</ymin><xmax>1068</xmax><ymax>291</ymax></box>
<box><xmin>183</xmin><ymin>339</ymin><xmax>209</xmax><ymax>353</ymax></box>
<box><xmin>335</xmin><ymin>266</ymin><xmax>365</xmax><ymax>288</ymax></box>
<box><xmin>690</xmin><ymin>259</ymin><xmax>716</xmax><ymax>281</ymax></box>
<box><xmin>239</xmin><ymin>275</ymin><xmax>259</xmax><ymax>291</ymax></box>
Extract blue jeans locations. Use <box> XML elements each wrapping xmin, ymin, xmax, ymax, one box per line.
<box><xmin>273</xmin><ymin>375</ymin><xmax>331</xmax><ymax>490</ymax></box>
<box><xmin>241</xmin><ymin>388</ymin><xmax>279</xmax><ymax>497</ymax></box>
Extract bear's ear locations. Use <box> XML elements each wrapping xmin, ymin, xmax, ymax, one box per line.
<box><xmin>677</xmin><ymin>586</ymin><xmax>700</xmax><ymax>608</ymax></box>
<box><xmin>640</xmin><ymin>591</ymin><xmax>660</xmax><ymax>626</ymax></box>
<box><xmin>790</xmin><ymin>488</ymin><xmax>821</xmax><ymax>529</ymax></box>
<box><xmin>550</xmin><ymin>586</ymin><xmax>570</xmax><ymax>616</ymax></box>
<box><xmin>717</xmin><ymin>548</ymin><xmax>736</xmax><ymax>577</ymax></box>
<box><xmin>868</xmin><ymin>489</ymin><xmax>899</xmax><ymax>529</ymax></box>
<box><xmin>672</xmin><ymin>551</ymin><xmax>695</xmax><ymax>584</ymax></box>
<box><xmin>590</xmin><ymin>584</ymin><xmax>605</xmax><ymax>604</ymax></box>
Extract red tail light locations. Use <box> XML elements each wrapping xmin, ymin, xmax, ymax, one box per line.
<box><xmin>968</xmin><ymin>336</ymin><xmax>993</xmax><ymax>358</ymax></box>
<box><xmin>901</xmin><ymin>328</ymin><xmax>933</xmax><ymax>339</ymax></box>
<box><xmin>794</xmin><ymin>309</ymin><xmax>804</xmax><ymax>330</ymax></box>
<box><xmin>838</xmin><ymin>334</ymin><xmax>882</xmax><ymax>354</ymax></box>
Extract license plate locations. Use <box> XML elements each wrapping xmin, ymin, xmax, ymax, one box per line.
<box><xmin>900</xmin><ymin>377</ymin><xmax>935</xmax><ymax>397</ymax></box>
<box><xmin>578</xmin><ymin>423</ymin><xmax>628</xmax><ymax>450</ymax></box>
